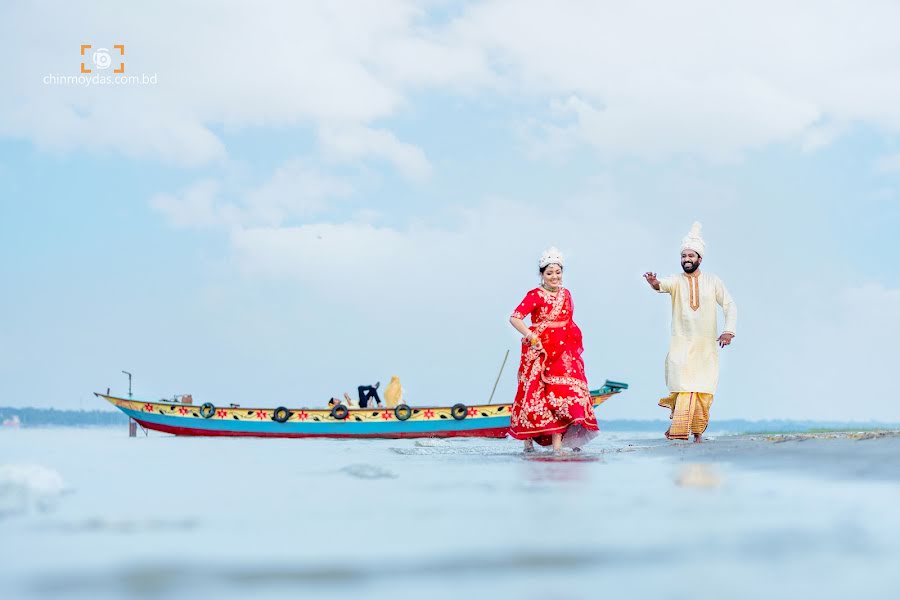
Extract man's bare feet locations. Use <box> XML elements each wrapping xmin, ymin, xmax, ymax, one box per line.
<box><xmin>693</xmin><ymin>433</ymin><xmax>703</xmax><ymax>443</ymax></box>
<box><xmin>665</xmin><ymin>428</ymin><xmax>695</xmax><ymax>442</ymax></box>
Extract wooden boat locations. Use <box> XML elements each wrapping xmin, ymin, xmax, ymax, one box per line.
<box><xmin>96</xmin><ymin>380</ymin><xmax>627</xmax><ymax>439</ymax></box>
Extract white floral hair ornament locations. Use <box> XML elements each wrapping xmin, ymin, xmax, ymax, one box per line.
<box><xmin>539</xmin><ymin>246</ymin><xmax>564</xmax><ymax>269</ymax></box>
<box><xmin>680</xmin><ymin>222</ymin><xmax>706</xmax><ymax>257</ymax></box>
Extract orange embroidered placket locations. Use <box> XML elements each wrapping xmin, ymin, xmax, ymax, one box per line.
<box><xmin>685</xmin><ymin>273</ymin><xmax>700</xmax><ymax>311</ymax></box>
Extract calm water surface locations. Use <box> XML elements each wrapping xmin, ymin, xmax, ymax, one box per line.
<box><xmin>2</xmin><ymin>427</ymin><xmax>899</xmax><ymax>599</ymax></box>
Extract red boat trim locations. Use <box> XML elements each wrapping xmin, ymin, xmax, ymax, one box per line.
<box><xmin>134</xmin><ymin>418</ymin><xmax>509</xmax><ymax>439</ymax></box>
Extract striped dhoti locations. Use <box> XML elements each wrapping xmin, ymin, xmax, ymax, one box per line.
<box><xmin>659</xmin><ymin>392</ymin><xmax>714</xmax><ymax>440</ymax></box>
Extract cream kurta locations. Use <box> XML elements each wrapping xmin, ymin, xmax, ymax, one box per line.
<box><xmin>658</xmin><ymin>272</ymin><xmax>737</xmax><ymax>394</ymax></box>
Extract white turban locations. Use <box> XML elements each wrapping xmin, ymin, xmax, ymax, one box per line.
<box><xmin>539</xmin><ymin>246</ymin><xmax>564</xmax><ymax>269</ymax></box>
<box><xmin>680</xmin><ymin>222</ymin><xmax>706</xmax><ymax>257</ymax></box>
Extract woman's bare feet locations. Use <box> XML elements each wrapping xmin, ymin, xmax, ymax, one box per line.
<box><xmin>551</xmin><ymin>433</ymin><xmax>563</xmax><ymax>453</ymax></box>
<box><xmin>523</xmin><ymin>439</ymin><xmax>535</xmax><ymax>453</ymax></box>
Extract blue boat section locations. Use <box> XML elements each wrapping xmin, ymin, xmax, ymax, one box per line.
<box><xmin>120</xmin><ymin>406</ymin><xmax>511</xmax><ymax>435</ymax></box>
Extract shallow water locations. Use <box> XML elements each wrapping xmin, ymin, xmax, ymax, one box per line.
<box><xmin>2</xmin><ymin>427</ymin><xmax>899</xmax><ymax>599</ymax></box>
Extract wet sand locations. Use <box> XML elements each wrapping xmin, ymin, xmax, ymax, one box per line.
<box><xmin>624</xmin><ymin>431</ymin><xmax>900</xmax><ymax>482</ymax></box>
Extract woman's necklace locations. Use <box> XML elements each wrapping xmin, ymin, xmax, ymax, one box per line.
<box><xmin>541</xmin><ymin>283</ymin><xmax>559</xmax><ymax>293</ymax></box>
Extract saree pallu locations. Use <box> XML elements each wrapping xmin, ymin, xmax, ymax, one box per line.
<box><xmin>659</xmin><ymin>391</ymin><xmax>714</xmax><ymax>439</ymax></box>
<box><xmin>509</xmin><ymin>288</ymin><xmax>598</xmax><ymax>447</ymax></box>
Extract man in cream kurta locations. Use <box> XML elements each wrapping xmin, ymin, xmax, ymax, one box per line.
<box><xmin>644</xmin><ymin>222</ymin><xmax>737</xmax><ymax>442</ymax></box>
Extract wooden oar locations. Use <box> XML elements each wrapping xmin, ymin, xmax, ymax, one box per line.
<box><xmin>486</xmin><ymin>349</ymin><xmax>510</xmax><ymax>405</ymax></box>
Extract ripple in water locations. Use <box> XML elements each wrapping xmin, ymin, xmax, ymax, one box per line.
<box><xmin>339</xmin><ymin>464</ymin><xmax>397</xmax><ymax>479</ymax></box>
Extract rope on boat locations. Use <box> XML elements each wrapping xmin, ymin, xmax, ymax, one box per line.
<box><xmin>487</xmin><ymin>349</ymin><xmax>510</xmax><ymax>405</ymax></box>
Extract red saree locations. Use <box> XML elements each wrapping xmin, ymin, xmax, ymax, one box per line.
<box><xmin>509</xmin><ymin>287</ymin><xmax>598</xmax><ymax>447</ymax></box>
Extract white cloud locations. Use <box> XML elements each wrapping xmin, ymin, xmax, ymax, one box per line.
<box><xmin>874</xmin><ymin>153</ymin><xmax>900</xmax><ymax>173</ymax></box>
<box><xmin>150</xmin><ymin>159</ymin><xmax>351</xmax><ymax>228</ymax></box>
<box><xmin>318</xmin><ymin>124</ymin><xmax>433</xmax><ymax>181</ymax></box>
<box><xmin>454</xmin><ymin>0</ymin><xmax>900</xmax><ymax>159</ymax></box>
<box><xmin>231</xmin><ymin>222</ymin><xmax>413</xmax><ymax>288</ymax></box>
<box><xmin>801</xmin><ymin>121</ymin><xmax>848</xmax><ymax>153</ymax></box>
<box><xmin>6</xmin><ymin>1</ymin><xmax>900</xmax><ymax>167</ymax></box>
<box><xmin>0</xmin><ymin>2</ymin><xmax>448</xmax><ymax>168</ymax></box>
<box><xmin>227</xmin><ymin>193</ymin><xmax>657</xmax><ymax>311</ymax></box>
<box><xmin>526</xmin><ymin>83</ymin><xmax>819</xmax><ymax>162</ymax></box>
<box><xmin>150</xmin><ymin>179</ymin><xmax>227</xmax><ymax>228</ymax></box>
<box><xmin>5</xmin><ymin>98</ymin><xmax>227</xmax><ymax>167</ymax></box>
<box><xmin>243</xmin><ymin>158</ymin><xmax>353</xmax><ymax>225</ymax></box>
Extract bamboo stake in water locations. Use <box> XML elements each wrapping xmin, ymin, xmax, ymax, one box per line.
<box><xmin>486</xmin><ymin>349</ymin><xmax>510</xmax><ymax>405</ymax></box>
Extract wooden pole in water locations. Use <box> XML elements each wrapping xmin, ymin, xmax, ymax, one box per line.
<box><xmin>486</xmin><ymin>349</ymin><xmax>510</xmax><ymax>405</ymax></box>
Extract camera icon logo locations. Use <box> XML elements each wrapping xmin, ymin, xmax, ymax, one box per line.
<box><xmin>80</xmin><ymin>44</ymin><xmax>125</xmax><ymax>74</ymax></box>
<box><xmin>92</xmin><ymin>48</ymin><xmax>112</xmax><ymax>70</ymax></box>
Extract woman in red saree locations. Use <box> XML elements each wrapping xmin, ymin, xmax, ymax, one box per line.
<box><xmin>508</xmin><ymin>247</ymin><xmax>598</xmax><ymax>453</ymax></box>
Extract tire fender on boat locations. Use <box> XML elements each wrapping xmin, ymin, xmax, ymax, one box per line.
<box><xmin>450</xmin><ymin>403</ymin><xmax>467</xmax><ymax>420</ymax></box>
<box><xmin>330</xmin><ymin>405</ymin><xmax>349</xmax><ymax>420</ymax></box>
<box><xmin>394</xmin><ymin>404</ymin><xmax>412</xmax><ymax>421</ymax></box>
<box><xmin>272</xmin><ymin>406</ymin><xmax>291</xmax><ymax>423</ymax></box>
<box><xmin>199</xmin><ymin>402</ymin><xmax>216</xmax><ymax>419</ymax></box>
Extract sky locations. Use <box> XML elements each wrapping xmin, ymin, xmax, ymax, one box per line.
<box><xmin>1</xmin><ymin>0</ymin><xmax>898</xmax><ymax>421</ymax></box>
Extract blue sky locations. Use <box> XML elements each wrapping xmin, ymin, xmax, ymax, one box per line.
<box><xmin>1</xmin><ymin>1</ymin><xmax>898</xmax><ymax>420</ymax></box>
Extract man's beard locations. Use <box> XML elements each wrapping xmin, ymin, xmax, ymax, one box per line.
<box><xmin>681</xmin><ymin>261</ymin><xmax>699</xmax><ymax>273</ymax></box>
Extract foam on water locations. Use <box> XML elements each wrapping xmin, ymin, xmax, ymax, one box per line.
<box><xmin>413</xmin><ymin>439</ymin><xmax>451</xmax><ymax>447</ymax></box>
<box><xmin>391</xmin><ymin>443</ymin><xmax>521</xmax><ymax>456</ymax></box>
<box><xmin>0</xmin><ymin>464</ymin><xmax>66</xmax><ymax>518</ymax></box>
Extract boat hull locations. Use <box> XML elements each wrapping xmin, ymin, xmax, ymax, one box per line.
<box><xmin>97</xmin><ymin>388</ymin><xmax>623</xmax><ymax>440</ymax></box>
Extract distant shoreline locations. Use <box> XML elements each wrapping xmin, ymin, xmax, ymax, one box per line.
<box><xmin>1</xmin><ymin>406</ymin><xmax>898</xmax><ymax>433</ymax></box>
<box><xmin>0</xmin><ymin>407</ymin><xmax>127</xmax><ymax>427</ymax></box>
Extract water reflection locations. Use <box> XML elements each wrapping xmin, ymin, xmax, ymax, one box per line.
<box><xmin>675</xmin><ymin>463</ymin><xmax>723</xmax><ymax>488</ymax></box>
<box><xmin>522</xmin><ymin>453</ymin><xmax>603</xmax><ymax>482</ymax></box>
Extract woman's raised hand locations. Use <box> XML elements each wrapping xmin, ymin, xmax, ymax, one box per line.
<box><xmin>524</xmin><ymin>332</ymin><xmax>543</xmax><ymax>351</ymax></box>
